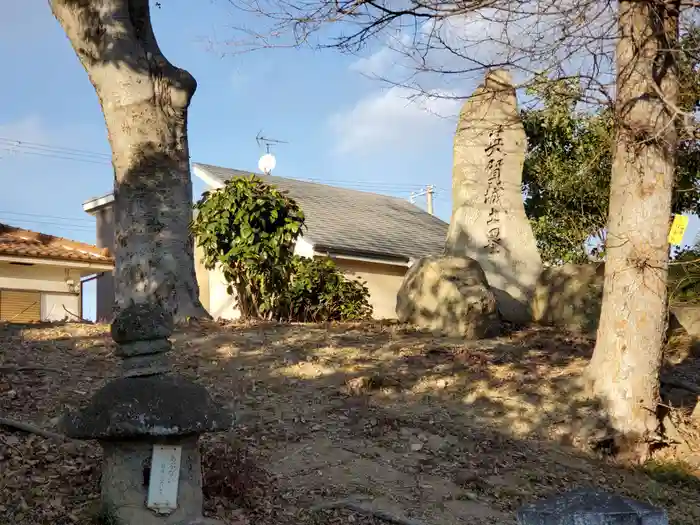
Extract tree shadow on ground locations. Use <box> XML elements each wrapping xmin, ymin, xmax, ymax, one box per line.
<box><xmin>3</xmin><ymin>320</ymin><xmax>700</xmax><ymax>525</ymax></box>
<box><xmin>171</xmin><ymin>321</ymin><xmax>700</xmax><ymax>523</ymax></box>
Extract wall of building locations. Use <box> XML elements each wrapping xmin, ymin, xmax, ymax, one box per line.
<box><xmin>190</xmin><ymin>236</ymin><xmax>315</xmax><ymax>322</ymax></box>
<box><xmin>0</xmin><ymin>262</ymin><xmax>83</xmax><ymax>322</ymax></box>
<box><xmin>332</xmin><ymin>258</ymin><xmax>408</xmax><ymax>320</ymax></box>
<box><xmin>207</xmin><ymin>264</ymin><xmax>241</xmax><ymax>320</ymax></box>
<box><xmin>194</xmin><ymin>243</ymin><xmax>210</xmax><ymax>311</ymax></box>
<box><xmin>0</xmin><ymin>263</ymin><xmax>82</xmax><ymax>294</ymax></box>
<box><xmin>41</xmin><ymin>293</ymin><xmax>81</xmax><ymax>321</ymax></box>
<box><xmin>90</xmin><ymin>202</ymin><xmax>408</xmax><ymax>322</ymax></box>
<box><xmin>203</xmin><ymin>253</ymin><xmax>409</xmax><ymax>322</ymax></box>
<box><xmin>94</xmin><ymin>205</ymin><xmax>116</xmax><ymax>322</ymax></box>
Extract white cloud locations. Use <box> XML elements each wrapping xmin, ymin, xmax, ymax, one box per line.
<box><xmin>328</xmin><ymin>86</ymin><xmax>461</xmax><ymax>154</ymax></box>
<box><xmin>349</xmin><ymin>30</ymin><xmax>416</xmax><ymax>78</ymax></box>
<box><xmin>335</xmin><ymin>3</ymin><xmax>618</xmax><ymax>162</ymax></box>
<box><xmin>350</xmin><ymin>47</ymin><xmax>396</xmax><ymax>77</ymax></box>
<box><xmin>347</xmin><ymin>2</ymin><xmax>616</xmax><ymax>95</ymax></box>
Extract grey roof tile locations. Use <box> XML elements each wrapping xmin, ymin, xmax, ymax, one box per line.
<box><xmin>194</xmin><ymin>163</ymin><xmax>448</xmax><ymax>262</ymax></box>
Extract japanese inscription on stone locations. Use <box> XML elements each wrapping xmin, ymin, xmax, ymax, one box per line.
<box><xmin>484</xmin><ymin>125</ymin><xmax>504</xmax><ymax>252</ymax></box>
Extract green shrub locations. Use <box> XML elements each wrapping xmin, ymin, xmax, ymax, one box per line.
<box><xmin>669</xmin><ymin>247</ymin><xmax>700</xmax><ymax>305</ymax></box>
<box><xmin>191</xmin><ymin>175</ymin><xmax>373</xmax><ymax>321</ymax></box>
<box><xmin>286</xmin><ymin>256</ymin><xmax>372</xmax><ymax>322</ymax></box>
<box><xmin>191</xmin><ymin>174</ymin><xmax>305</xmax><ymax>319</ymax></box>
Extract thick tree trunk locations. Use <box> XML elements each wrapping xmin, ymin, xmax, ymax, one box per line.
<box><xmin>49</xmin><ymin>0</ymin><xmax>209</xmax><ymax>322</ymax></box>
<box><xmin>588</xmin><ymin>0</ymin><xmax>679</xmax><ymax>453</ymax></box>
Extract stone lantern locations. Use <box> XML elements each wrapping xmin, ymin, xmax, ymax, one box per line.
<box><xmin>60</xmin><ymin>303</ymin><xmax>231</xmax><ymax>525</ymax></box>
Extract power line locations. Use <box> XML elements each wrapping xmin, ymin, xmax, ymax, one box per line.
<box><xmin>0</xmin><ymin>218</ymin><xmax>94</xmax><ymax>232</ymax></box>
<box><xmin>0</xmin><ymin>137</ymin><xmax>432</xmax><ymax>193</ymax></box>
<box><xmin>0</xmin><ymin>209</ymin><xmax>93</xmax><ymax>224</ymax></box>
<box><xmin>0</xmin><ymin>137</ymin><xmax>111</xmax><ymax>159</ymax></box>
<box><xmin>0</xmin><ymin>147</ymin><xmax>110</xmax><ymax>166</ymax></box>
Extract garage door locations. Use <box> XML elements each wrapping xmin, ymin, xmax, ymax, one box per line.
<box><xmin>0</xmin><ymin>290</ymin><xmax>41</xmax><ymax>323</ymax></box>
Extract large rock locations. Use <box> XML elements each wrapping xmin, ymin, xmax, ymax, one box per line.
<box><xmin>445</xmin><ymin>69</ymin><xmax>542</xmax><ymax>324</ymax></box>
<box><xmin>396</xmin><ymin>256</ymin><xmax>501</xmax><ymax>338</ymax></box>
<box><xmin>531</xmin><ymin>264</ymin><xmax>698</xmax><ymax>338</ymax></box>
<box><xmin>669</xmin><ymin>305</ymin><xmax>700</xmax><ymax>337</ymax></box>
<box><xmin>531</xmin><ymin>264</ymin><xmax>604</xmax><ymax>334</ymax></box>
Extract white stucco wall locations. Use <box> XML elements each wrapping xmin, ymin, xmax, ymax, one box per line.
<box><xmin>0</xmin><ymin>262</ymin><xmax>90</xmax><ymax>321</ymax></box>
<box><xmin>204</xmin><ymin>236</ymin><xmax>317</xmax><ymax>321</ymax></box>
<box><xmin>202</xmin><ymin>236</ymin><xmax>411</xmax><ymax>321</ymax></box>
<box><xmin>41</xmin><ymin>293</ymin><xmax>81</xmax><ymax>321</ymax></box>
<box><xmin>333</xmin><ymin>259</ymin><xmax>408</xmax><ymax>320</ymax></box>
<box><xmin>208</xmin><ymin>263</ymin><xmax>241</xmax><ymax>321</ymax></box>
<box><xmin>294</xmin><ymin>237</ymin><xmax>315</xmax><ymax>258</ymax></box>
<box><xmin>0</xmin><ymin>263</ymin><xmax>83</xmax><ymax>294</ymax></box>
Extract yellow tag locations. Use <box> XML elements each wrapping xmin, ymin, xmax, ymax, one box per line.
<box><xmin>668</xmin><ymin>214</ymin><xmax>689</xmax><ymax>245</ymax></box>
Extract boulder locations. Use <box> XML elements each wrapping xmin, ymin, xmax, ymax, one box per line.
<box><xmin>396</xmin><ymin>255</ymin><xmax>501</xmax><ymax>338</ymax></box>
<box><xmin>669</xmin><ymin>305</ymin><xmax>700</xmax><ymax>337</ymax></box>
<box><xmin>531</xmin><ymin>264</ymin><xmax>604</xmax><ymax>334</ymax></box>
<box><xmin>531</xmin><ymin>264</ymin><xmax>700</xmax><ymax>338</ymax></box>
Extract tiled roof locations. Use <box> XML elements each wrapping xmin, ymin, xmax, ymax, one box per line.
<box><xmin>193</xmin><ymin>163</ymin><xmax>449</xmax><ymax>262</ymax></box>
<box><xmin>0</xmin><ymin>223</ymin><xmax>114</xmax><ymax>265</ymax></box>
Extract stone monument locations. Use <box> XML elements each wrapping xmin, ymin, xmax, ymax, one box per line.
<box><xmin>60</xmin><ymin>302</ymin><xmax>231</xmax><ymax>524</ymax></box>
<box><xmin>446</xmin><ymin>69</ymin><xmax>542</xmax><ymax>324</ymax></box>
<box><xmin>517</xmin><ymin>489</ymin><xmax>668</xmax><ymax>524</ymax></box>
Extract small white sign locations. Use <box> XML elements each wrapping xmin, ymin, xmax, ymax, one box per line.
<box><xmin>146</xmin><ymin>445</ymin><xmax>182</xmax><ymax>514</ymax></box>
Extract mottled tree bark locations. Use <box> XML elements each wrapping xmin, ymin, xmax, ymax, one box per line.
<box><xmin>49</xmin><ymin>0</ymin><xmax>209</xmax><ymax>322</ymax></box>
<box><xmin>588</xmin><ymin>0</ymin><xmax>679</xmax><ymax>454</ymax></box>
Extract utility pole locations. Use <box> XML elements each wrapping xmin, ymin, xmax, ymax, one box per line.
<box><xmin>409</xmin><ymin>185</ymin><xmax>435</xmax><ymax>215</ymax></box>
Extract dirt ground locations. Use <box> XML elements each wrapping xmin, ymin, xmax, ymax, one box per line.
<box><xmin>2</xmin><ymin>320</ymin><xmax>700</xmax><ymax>525</ymax></box>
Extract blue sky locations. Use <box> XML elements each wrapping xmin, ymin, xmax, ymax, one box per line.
<box><xmin>1</xmin><ymin>1</ymin><xmax>697</xmax><ymax>320</ymax></box>
<box><xmin>0</xmin><ymin>0</ymin><xmax>458</xmax><ymax>320</ymax></box>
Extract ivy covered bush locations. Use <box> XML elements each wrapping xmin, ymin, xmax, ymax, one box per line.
<box><xmin>190</xmin><ymin>175</ymin><xmax>372</xmax><ymax>321</ymax></box>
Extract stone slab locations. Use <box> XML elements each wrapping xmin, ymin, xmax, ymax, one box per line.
<box><xmin>116</xmin><ymin>338</ymin><xmax>173</xmax><ymax>358</ymax></box>
<box><xmin>531</xmin><ymin>264</ymin><xmax>604</xmax><ymax>334</ymax></box>
<box><xmin>516</xmin><ymin>489</ymin><xmax>668</xmax><ymax>524</ymax></box>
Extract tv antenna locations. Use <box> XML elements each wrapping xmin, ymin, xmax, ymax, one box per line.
<box><xmin>256</xmin><ymin>131</ymin><xmax>288</xmax><ymax>153</ymax></box>
<box><xmin>255</xmin><ymin>131</ymin><xmax>288</xmax><ymax>175</ymax></box>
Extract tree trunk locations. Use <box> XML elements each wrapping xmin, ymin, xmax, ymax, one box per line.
<box><xmin>588</xmin><ymin>0</ymin><xmax>680</xmax><ymax>453</ymax></box>
<box><xmin>49</xmin><ymin>0</ymin><xmax>209</xmax><ymax>322</ymax></box>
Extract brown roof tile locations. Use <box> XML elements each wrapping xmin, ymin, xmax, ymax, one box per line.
<box><xmin>0</xmin><ymin>223</ymin><xmax>114</xmax><ymax>265</ymax></box>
